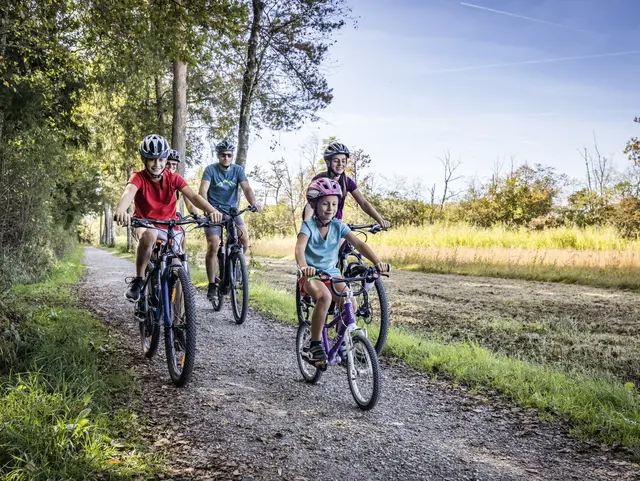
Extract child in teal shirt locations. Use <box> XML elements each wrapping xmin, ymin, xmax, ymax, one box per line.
<box><xmin>295</xmin><ymin>178</ymin><xmax>389</xmax><ymax>369</ymax></box>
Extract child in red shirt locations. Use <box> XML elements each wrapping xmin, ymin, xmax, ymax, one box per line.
<box><xmin>115</xmin><ymin>134</ymin><xmax>222</xmax><ymax>302</ymax></box>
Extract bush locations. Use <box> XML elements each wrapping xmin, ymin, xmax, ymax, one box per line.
<box><xmin>613</xmin><ymin>197</ymin><xmax>640</xmax><ymax>239</ymax></box>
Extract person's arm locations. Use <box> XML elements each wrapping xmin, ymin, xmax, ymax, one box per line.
<box><xmin>198</xmin><ymin>179</ymin><xmax>210</xmax><ymax>199</ymax></box>
<box><xmin>115</xmin><ymin>184</ymin><xmax>138</xmax><ymax>226</ymax></box>
<box><xmin>239</xmin><ymin>180</ymin><xmax>262</xmax><ymax>212</ymax></box>
<box><xmin>180</xmin><ymin>186</ymin><xmax>222</xmax><ymax>223</ymax></box>
<box><xmin>350</xmin><ymin>188</ymin><xmax>391</xmax><ymax>228</ymax></box>
<box><xmin>302</xmin><ymin>203</ymin><xmax>313</xmax><ymax>221</ymax></box>
<box><xmin>295</xmin><ymin>233</ymin><xmax>315</xmax><ymax>277</ymax></box>
<box><xmin>184</xmin><ymin>195</ymin><xmax>197</xmax><ymax>215</ymax></box>
<box><xmin>346</xmin><ymin>231</ymin><xmax>389</xmax><ymax>272</ymax></box>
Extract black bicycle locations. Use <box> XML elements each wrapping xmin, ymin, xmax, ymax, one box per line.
<box><xmin>129</xmin><ymin>216</ymin><xmax>199</xmax><ymax>387</ymax></box>
<box><xmin>296</xmin><ymin>223</ymin><xmax>390</xmax><ymax>355</ymax></box>
<box><xmin>205</xmin><ymin>205</ymin><xmax>256</xmax><ymax>324</ymax></box>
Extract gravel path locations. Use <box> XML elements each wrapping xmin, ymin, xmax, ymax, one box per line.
<box><xmin>80</xmin><ymin>247</ymin><xmax>640</xmax><ymax>480</ymax></box>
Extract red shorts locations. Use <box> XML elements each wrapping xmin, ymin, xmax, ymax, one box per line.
<box><xmin>298</xmin><ymin>276</ymin><xmax>331</xmax><ymax>297</ymax></box>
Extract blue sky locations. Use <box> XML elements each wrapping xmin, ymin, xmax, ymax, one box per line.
<box><xmin>241</xmin><ymin>0</ymin><xmax>640</xmax><ymax>196</ymax></box>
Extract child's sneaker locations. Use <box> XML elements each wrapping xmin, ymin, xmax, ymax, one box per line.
<box><xmin>302</xmin><ymin>341</ymin><xmax>327</xmax><ymax>370</ymax></box>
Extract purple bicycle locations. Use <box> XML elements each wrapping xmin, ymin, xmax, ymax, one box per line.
<box><xmin>296</xmin><ymin>266</ymin><xmax>384</xmax><ymax>410</ymax></box>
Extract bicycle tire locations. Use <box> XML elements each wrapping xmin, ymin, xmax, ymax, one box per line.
<box><xmin>165</xmin><ymin>267</ymin><xmax>197</xmax><ymax>387</ymax></box>
<box><xmin>230</xmin><ymin>251</ymin><xmax>249</xmax><ymax>324</ymax></box>
<box><xmin>295</xmin><ymin>281</ymin><xmax>305</xmax><ymax>324</ymax></box>
<box><xmin>357</xmin><ymin>277</ymin><xmax>389</xmax><ymax>356</ymax></box>
<box><xmin>211</xmin><ymin>248</ymin><xmax>224</xmax><ymax>311</ymax></box>
<box><xmin>139</xmin><ymin>267</ymin><xmax>160</xmax><ymax>358</ymax></box>
<box><xmin>296</xmin><ymin>324</ymin><xmax>323</xmax><ymax>384</ymax></box>
<box><xmin>347</xmin><ymin>331</ymin><xmax>381</xmax><ymax>411</ymax></box>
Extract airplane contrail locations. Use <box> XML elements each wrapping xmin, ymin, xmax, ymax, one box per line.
<box><xmin>460</xmin><ymin>2</ymin><xmax>593</xmax><ymax>33</ymax></box>
<box><xmin>426</xmin><ymin>50</ymin><xmax>640</xmax><ymax>74</ymax></box>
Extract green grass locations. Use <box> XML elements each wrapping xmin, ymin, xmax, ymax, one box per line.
<box><xmin>246</xmin><ymin>276</ymin><xmax>640</xmax><ymax>456</ymax></box>
<box><xmin>0</xmin><ymin>247</ymin><xmax>159</xmax><ymax>479</ymax></box>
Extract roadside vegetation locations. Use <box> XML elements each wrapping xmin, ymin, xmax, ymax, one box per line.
<box><xmin>0</xmin><ymin>248</ymin><xmax>159</xmax><ymax>478</ymax></box>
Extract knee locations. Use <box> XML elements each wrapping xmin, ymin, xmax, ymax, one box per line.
<box><xmin>207</xmin><ymin>238</ymin><xmax>220</xmax><ymax>253</ymax></box>
<box><xmin>316</xmin><ymin>291</ymin><xmax>332</xmax><ymax>306</ymax></box>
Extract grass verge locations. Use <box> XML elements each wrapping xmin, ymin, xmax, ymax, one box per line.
<box><xmin>247</xmin><ymin>276</ymin><xmax>640</xmax><ymax>456</ymax></box>
<box><xmin>0</xmin><ymin>247</ymin><xmax>159</xmax><ymax>479</ymax></box>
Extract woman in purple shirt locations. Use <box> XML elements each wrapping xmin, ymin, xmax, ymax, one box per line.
<box><xmin>302</xmin><ymin>141</ymin><xmax>391</xmax><ymax>227</ymax></box>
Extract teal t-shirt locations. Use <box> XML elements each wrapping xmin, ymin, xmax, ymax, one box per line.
<box><xmin>299</xmin><ymin>218</ymin><xmax>350</xmax><ymax>277</ymax></box>
<box><xmin>202</xmin><ymin>163</ymin><xmax>248</xmax><ymax>211</ymax></box>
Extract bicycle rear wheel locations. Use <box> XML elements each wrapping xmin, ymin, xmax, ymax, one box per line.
<box><xmin>346</xmin><ymin>331</ymin><xmax>381</xmax><ymax>411</ymax></box>
<box><xmin>230</xmin><ymin>251</ymin><xmax>249</xmax><ymax>324</ymax></box>
<box><xmin>211</xmin><ymin>249</ymin><xmax>224</xmax><ymax>311</ymax></box>
<box><xmin>296</xmin><ymin>324</ymin><xmax>323</xmax><ymax>384</ymax></box>
<box><xmin>356</xmin><ymin>277</ymin><xmax>389</xmax><ymax>356</ymax></box>
<box><xmin>165</xmin><ymin>267</ymin><xmax>197</xmax><ymax>387</ymax></box>
<box><xmin>139</xmin><ymin>268</ymin><xmax>160</xmax><ymax>358</ymax></box>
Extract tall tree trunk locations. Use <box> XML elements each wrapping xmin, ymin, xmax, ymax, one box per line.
<box><xmin>236</xmin><ymin>0</ymin><xmax>264</xmax><ymax>170</ymax></box>
<box><xmin>0</xmin><ymin>8</ymin><xmax>8</xmax><ymax>143</ymax></box>
<box><xmin>171</xmin><ymin>60</ymin><xmax>187</xmax><ymax>174</ymax></box>
<box><xmin>172</xmin><ymin>60</ymin><xmax>188</xmax><ymax>214</ymax></box>
<box><xmin>155</xmin><ymin>76</ymin><xmax>166</xmax><ymax>135</ymax></box>
<box><xmin>99</xmin><ymin>205</ymin><xmax>104</xmax><ymax>245</ymax></box>
<box><xmin>126</xmin><ymin>165</ymin><xmax>135</xmax><ymax>252</ymax></box>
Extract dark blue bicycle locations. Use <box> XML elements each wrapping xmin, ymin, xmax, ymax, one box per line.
<box><xmin>130</xmin><ymin>216</ymin><xmax>201</xmax><ymax>387</ymax></box>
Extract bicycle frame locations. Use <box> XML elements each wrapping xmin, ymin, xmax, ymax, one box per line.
<box><xmin>322</xmin><ymin>290</ymin><xmax>360</xmax><ymax>367</ymax></box>
<box><xmin>133</xmin><ymin>218</ymin><xmax>194</xmax><ymax>331</ymax></box>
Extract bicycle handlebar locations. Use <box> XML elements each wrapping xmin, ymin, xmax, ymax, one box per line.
<box><xmin>190</xmin><ymin>205</ymin><xmax>258</xmax><ymax>228</ymax></box>
<box><xmin>303</xmin><ymin>265</ymin><xmax>391</xmax><ymax>298</ymax></box>
<box><xmin>346</xmin><ymin>223</ymin><xmax>389</xmax><ymax>234</ymax></box>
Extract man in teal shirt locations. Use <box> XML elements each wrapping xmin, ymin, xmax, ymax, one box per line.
<box><xmin>198</xmin><ymin>140</ymin><xmax>262</xmax><ymax>300</ymax></box>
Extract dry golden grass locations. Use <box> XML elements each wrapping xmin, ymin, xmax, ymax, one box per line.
<box><xmin>250</xmin><ymin>236</ymin><xmax>640</xmax><ymax>289</ymax></box>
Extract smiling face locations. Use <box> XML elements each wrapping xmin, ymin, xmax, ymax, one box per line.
<box><xmin>143</xmin><ymin>156</ymin><xmax>167</xmax><ymax>177</ymax></box>
<box><xmin>315</xmin><ymin>195</ymin><xmax>339</xmax><ymax>223</ymax></box>
<box><xmin>166</xmin><ymin>160</ymin><xmax>178</xmax><ymax>173</ymax></box>
<box><xmin>329</xmin><ymin>154</ymin><xmax>347</xmax><ymax>176</ymax></box>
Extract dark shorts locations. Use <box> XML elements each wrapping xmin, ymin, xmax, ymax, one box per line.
<box><xmin>204</xmin><ymin>215</ymin><xmax>245</xmax><ymax>239</ymax></box>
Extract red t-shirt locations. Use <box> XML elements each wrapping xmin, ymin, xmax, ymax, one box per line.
<box><xmin>128</xmin><ymin>170</ymin><xmax>188</xmax><ymax>228</ymax></box>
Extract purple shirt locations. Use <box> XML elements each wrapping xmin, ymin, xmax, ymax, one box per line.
<box><xmin>312</xmin><ymin>174</ymin><xmax>358</xmax><ymax>219</ymax></box>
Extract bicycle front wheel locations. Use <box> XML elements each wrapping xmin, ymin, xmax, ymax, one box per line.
<box><xmin>346</xmin><ymin>331</ymin><xmax>381</xmax><ymax>411</ymax></box>
<box><xmin>165</xmin><ymin>267</ymin><xmax>197</xmax><ymax>387</ymax></box>
<box><xmin>230</xmin><ymin>252</ymin><xmax>249</xmax><ymax>324</ymax></box>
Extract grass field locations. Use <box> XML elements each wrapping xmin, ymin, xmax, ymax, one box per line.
<box><xmin>249</xmin><ymin>223</ymin><xmax>640</xmax><ymax>289</ymax></box>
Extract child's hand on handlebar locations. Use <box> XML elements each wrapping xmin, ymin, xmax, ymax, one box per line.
<box><xmin>300</xmin><ymin>266</ymin><xmax>316</xmax><ymax>277</ymax></box>
<box><xmin>252</xmin><ymin>203</ymin><xmax>263</xmax><ymax>213</ymax></box>
<box><xmin>115</xmin><ymin>211</ymin><xmax>131</xmax><ymax>227</ymax></box>
<box><xmin>374</xmin><ymin>262</ymin><xmax>390</xmax><ymax>273</ymax></box>
<box><xmin>380</xmin><ymin>219</ymin><xmax>392</xmax><ymax>229</ymax></box>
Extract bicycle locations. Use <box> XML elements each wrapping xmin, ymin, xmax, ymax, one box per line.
<box><xmin>129</xmin><ymin>216</ymin><xmax>199</xmax><ymax>387</ymax></box>
<box><xmin>295</xmin><ymin>266</ymin><xmax>384</xmax><ymax>411</ymax></box>
<box><xmin>295</xmin><ymin>223</ymin><xmax>390</xmax><ymax>355</ymax></box>
<box><xmin>205</xmin><ymin>205</ymin><xmax>257</xmax><ymax>324</ymax></box>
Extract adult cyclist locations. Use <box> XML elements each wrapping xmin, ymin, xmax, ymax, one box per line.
<box><xmin>198</xmin><ymin>139</ymin><xmax>262</xmax><ymax>301</ymax></box>
<box><xmin>303</xmin><ymin>141</ymin><xmax>391</xmax><ymax>228</ymax></box>
<box><xmin>115</xmin><ymin>134</ymin><xmax>222</xmax><ymax>302</ymax></box>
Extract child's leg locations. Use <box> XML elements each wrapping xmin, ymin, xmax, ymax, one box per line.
<box><xmin>135</xmin><ymin>227</ymin><xmax>159</xmax><ymax>277</ymax></box>
<box><xmin>303</xmin><ymin>279</ymin><xmax>332</xmax><ymax>341</ymax></box>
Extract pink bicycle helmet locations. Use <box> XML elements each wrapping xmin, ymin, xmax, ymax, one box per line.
<box><xmin>306</xmin><ymin>177</ymin><xmax>343</xmax><ymax>203</ymax></box>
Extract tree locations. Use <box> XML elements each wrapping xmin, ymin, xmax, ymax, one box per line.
<box><xmin>235</xmin><ymin>0</ymin><xmax>351</xmax><ymax>169</ymax></box>
<box><xmin>624</xmin><ymin>117</ymin><xmax>640</xmax><ymax>165</ymax></box>
<box><xmin>437</xmin><ymin>150</ymin><xmax>462</xmax><ymax>215</ymax></box>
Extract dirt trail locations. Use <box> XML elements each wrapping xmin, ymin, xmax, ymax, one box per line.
<box><xmin>80</xmin><ymin>247</ymin><xmax>639</xmax><ymax>480</ymax></box>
